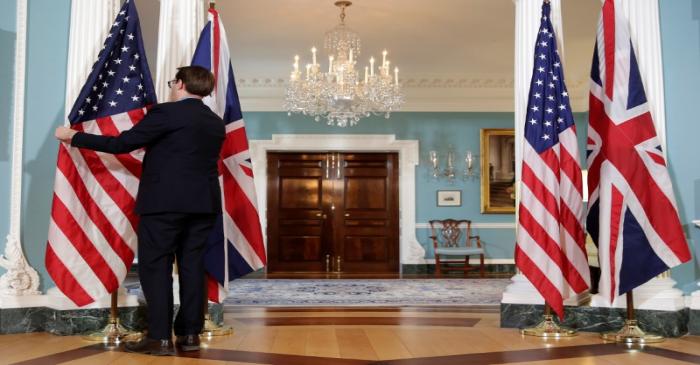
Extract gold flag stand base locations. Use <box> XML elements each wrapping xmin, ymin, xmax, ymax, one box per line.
<box><xmin>521</xmin><ymin>313</ymin><xmax>578</xmax><ymax>338</ymax></box>
<box><xmin>201</xmin><ymin>312</ymin><xmax>233</xmax><ymax>338</ymax></box>
<box><xmin>600</xmin><ymin>290</ymin><xmax>664</xmax><ymax>344</ymax></box>
<box><xmin>82</xmin><ymin>318</ymin><xmax>142</xmax><ymax>345</ymax></box>
<box><xmin>601</xmin><ymin>319</ymin><xmax>664</xmax><ymax>344</ymax></box>
<box><xmin>82</xmin><ymin>292</ymin><xmax>142</xmax><ymax>346</ymax></box>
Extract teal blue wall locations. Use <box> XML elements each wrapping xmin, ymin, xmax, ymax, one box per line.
<box><xmin>660</xmin><ymin>0</ymin><xmax>700</xmax><ymax>292</ymax></box>
<box><xmin>243</xmin><ymin>111</ymin><xmax>588</xmax><ymax>261</ymax></box>
<box><xmin>243</xmin><ymin>112</ymin><xmax>521</xmax><ymax>260</ymax></box>
<box><xmin>19</xmin><ymin>0</ymin><xmax>70</xmax><ymax>290</ymax></box>
<box><xmin>0</xmin><ymin>0</ymin><xmax>17</xmax><ymax>278</ymax></box>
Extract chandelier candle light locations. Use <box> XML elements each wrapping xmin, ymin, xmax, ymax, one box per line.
<box><xmin>284</xmin><ymin>1</ymin><xmax>404</xmax><ymax>127</ymax></box>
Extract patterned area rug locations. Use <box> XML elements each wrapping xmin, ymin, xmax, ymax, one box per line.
<box><xmin>224</xmin><ymin>279</ymin><xmax>510</xmax><ymax>307</ymax></box>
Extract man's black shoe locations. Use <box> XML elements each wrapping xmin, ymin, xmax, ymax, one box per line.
<box><xmin>175</xmin><ymin>334</ymin><xmax>201</xmax><ymax>352</ymax></box>
<box><xmin>124</xmin><ymin>337</ymin><xmax>175</xmax><ymax>356</ymax></box>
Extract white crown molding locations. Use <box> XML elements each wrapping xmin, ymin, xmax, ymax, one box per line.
<box><xmin>415</xmin><ymin>222</ymin><xmax>516</xmax><ymax>229</ymax></box>
<box><xmin>1</xmin><ymin>0</ymin><xmax>41</xmax><ymax>297</ymax></box>
<box><xmin>249</xmin><ymin>134</ymin><xmax>427</xmax><ymax>264</ymax></box>
<box><xmin>235</xmin><ymin>76</ymin><xmax>589</xmax><ymax>113</ymax></box>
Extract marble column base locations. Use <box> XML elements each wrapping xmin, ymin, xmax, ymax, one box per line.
<box><xmin>0</xmin><ymin>303</ymin><xmax>224</xmax><ymax>335</ymax></box>
<box><xmin>501</xmin><ymin>303</ymin><xmax>689</xmax><ymax>338</ymax></box>
<box><xmin>689</xmin><ymin>310</ymin><xmax>700</xmax><ymax>335</ymax></box>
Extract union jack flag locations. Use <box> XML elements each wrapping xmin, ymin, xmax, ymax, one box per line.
<box><xmin>587</xmin><ymin>0</ymin><xmax>691</xmax><ymax>303</ymax></box>
<box><xmin>45</xmin><ymin>0</ymin><xmax>156</xmax><ymax>306</ymax></box>
<box><xmin>192</xmin><ymin>8</ymin><xmax>267</xmax><ymax>303</ymax></box>
<box><xmin>515</xmin><ymin>1</ymin><xmax>589</xmax><ymax>319</ymax></box>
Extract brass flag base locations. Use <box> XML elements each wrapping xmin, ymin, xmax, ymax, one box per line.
<box><xmin>601</xmin><ymin>319</ymin><xmax>664</xmax><ymax>344</ymax></box>
<box><xmin>82</xmin><ymin>317</ymin><xmax>142</xmax><ymax>346</ymax></box>
<box><xmin>520</xmin><ymin>314</ymin><xmax>578</xmax><ymax>338</ymax></box>
<box><xmin>601</xmin><ymin>291</ymin><xmax>664</xmax><ymax>344</ymax></box>
<box><xmin>200</xmin><ymin>313</ymin><xmax>233</xmax><ymax>338</ymax></box>
<box><xmin>82</xmin><ymin>292</ymin><xmax>142</xmax><ymax>346</ymax></box>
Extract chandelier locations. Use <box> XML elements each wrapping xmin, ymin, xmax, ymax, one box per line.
<box><xmin>284</xmin><ymin>1</ymin><xmax>404</xmax><ymax>127</ymax></box>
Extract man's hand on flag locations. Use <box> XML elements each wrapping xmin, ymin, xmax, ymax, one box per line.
<box><xmin>55</xmin><ymin>126</ymin><xmax>77</xmax><ymax>143</ymax></box>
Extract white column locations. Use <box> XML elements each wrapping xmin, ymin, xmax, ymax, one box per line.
<box><xmin>590</xmin><ymin>272</ymin><xmax>686</xmax><ymax>311</ymax></box>
<box><xmin>505</xmin><ymin>0</ymin><xmax>589</xmax><ymax>307</ymax></box>
<box><xmin>64</xmin><ymin>0</ymin><xmax>120</xmax><ymax>119</ymax></box>
<box><xmin>513</xmin><ymin>0</ymin><xmax>542</xmax><ymax>190</ymax></box>
<box><xmin>0</xmin><ymin>0</ymin><xmax>40</xmax><ymax>297</ymax></box>
<box><xmin>691</xmin><ymin>222</ymin><xmax>700</xmax><ymax>311</ymax></box>
<box><xmin>615</xmin><ymin>0</ymin><xmax>667</xmax><ymax>150</ymax></box>
<box><xmin>154</xmin><ymin>0</ymin><xmax>205</xmax><ymax>102</ymax></box>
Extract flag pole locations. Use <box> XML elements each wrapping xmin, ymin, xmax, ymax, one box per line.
<box><xmin>601</xmin><ymin>290</ymin><xmax>664</xmax><ymax>343</ymax></box>
<box><xmin>82</xmin><ymin>291</ymin><xmax>142</xmax><ymax>345</ymax></box>
<box><xmin>199</xmin><ymin>0</ymin><xmax>233</xmax><ymax>338</ymax></box>
<box><xmin>201</xmin><ymin>275</ymin><xmax>233</xmax><ymax>338</ymax></box>
<box><xmin>521</xmin><ymin>303</ymin><xmax>577</xmax><ymax>338</ymax></box>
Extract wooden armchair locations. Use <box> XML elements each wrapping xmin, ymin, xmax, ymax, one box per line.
<box><xmin>429</xmin><ymin>219</ymin><xmax>485</xmax><ymax>278</ymax></box>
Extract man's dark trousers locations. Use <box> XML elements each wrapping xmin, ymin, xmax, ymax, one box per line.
<box><xmin>138</xmin><ymin>213</ymin><xmax>217</xmax><ymax>339</ymax></box>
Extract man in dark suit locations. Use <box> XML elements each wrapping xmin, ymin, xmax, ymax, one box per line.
<box><xmin>55</xmin><ymin>66</ymin><xmax>225</xmax><ymax>356</ymax></box>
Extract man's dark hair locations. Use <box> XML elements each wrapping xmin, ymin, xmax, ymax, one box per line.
<box><xmin>175</xmin><ymin>66</ymin><xmax>215</xmax><ymax>97</ymax></box>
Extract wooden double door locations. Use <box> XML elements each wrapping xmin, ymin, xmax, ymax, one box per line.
<box><xmin>267</xmin><ymin>152</ymin><xmax>399</xmax><ymax>274</ymax></box>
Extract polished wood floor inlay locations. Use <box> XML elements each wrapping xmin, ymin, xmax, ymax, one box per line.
<box><xmin>235</xmin><ymin>316</ymin><xmax>480</xmax><ymax>327</ymax></box>
<box><xmin>3</xmin><ymin>308</ymin><xmax>699</xmax><ymax>365</ymax></box>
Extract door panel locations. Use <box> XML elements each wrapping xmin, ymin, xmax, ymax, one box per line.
<box><xmin>335</xmin><ymin>153</ymin><xmax>399</xmax><ymax>273</ymax></box>
<box><xmin>280</xmin><ymin>178</ymin><xmax>321</xmax><ymax>208</ymax></box>
<box><xmin>267</xmin><ymin>152</ymin><xmax>399</xmax><ymax>273</ymax></box>
<box><xmin>345</xmin><ymin>178</ymin><xmax>387</xmax><ymax>209</ymax></box>
<box><xmin>267</xmin><ymin>153</ymin><xmax>329</xmax><ymax>272</ymax></box>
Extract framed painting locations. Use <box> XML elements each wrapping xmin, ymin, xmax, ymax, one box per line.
<box><xmin>437</xmin><ymin>190</ymin><xmax>461</xmax><ymax>207</ymax></box>
<box><xmin>480</xmin><ymin>129</ymin><xmax>516</xmax><ymax>213</ymax></box>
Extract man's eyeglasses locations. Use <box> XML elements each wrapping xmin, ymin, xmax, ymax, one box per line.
<box><xmin>167</xmin><ymin>79</ymin><xmax>179</xmax><ymax>89</ymax></box>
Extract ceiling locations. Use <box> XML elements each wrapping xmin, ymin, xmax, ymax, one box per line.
<box><xmin>136</xmin><ymin>0</ymin><xmax>602</xmax><ymax>112</ymax></box>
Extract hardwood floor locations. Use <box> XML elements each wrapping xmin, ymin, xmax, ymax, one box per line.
<box><xmin>3</xmin><ymin>308</ymin><xmax>699</xmax><ymax>364</ymax></box>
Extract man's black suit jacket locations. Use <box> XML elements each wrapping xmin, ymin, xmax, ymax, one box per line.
<box><xmin>71</xmin><ymin>98</ymin><xmax>226</xmax><ymax>215</ymax></box>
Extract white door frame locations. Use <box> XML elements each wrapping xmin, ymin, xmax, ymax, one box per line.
<box><xmin>249</xmin><ymin>134</ymin><xmax>426</xmax><ymax>266</ymax></box>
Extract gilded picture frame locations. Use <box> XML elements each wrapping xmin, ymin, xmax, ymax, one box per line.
<box><xmin>480</xmin><ymin>129</ymin><xmax>516</xmax><ymax>213</ymax></box>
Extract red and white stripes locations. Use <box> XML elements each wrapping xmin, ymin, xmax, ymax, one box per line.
<box><xmin>46</xmin><ymin>108</ymin><xmax>147</xmax><ymax>306</ymax></box>
<box><xmin>516</xmin><ymin>126</ymin><xmax>589</xmax><ymax>318</ymax></box>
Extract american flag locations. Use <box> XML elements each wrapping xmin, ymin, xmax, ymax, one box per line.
<box><xmin>587</xmin><ymin>0</ymin><xmax>690</xmax><ymax>303</ymax></box>
<box><xmin>45</xmin><ymin>0</ymin><xmax>156</xmax><ymax>306</ymax></box>
<box><xmin>192</xmin><ymin>8</ymin><xmax>267</xmax><ymax>303</ymax></box>
<box><xmin>515</xmin><ymin>2</ymin><xmax>590</xmax><ymax>319</ymax></box>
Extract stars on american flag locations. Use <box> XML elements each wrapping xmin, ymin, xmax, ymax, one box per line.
<box><xmin>524</xmin><ymin>10</ymin><xmax>575</xmax><ymax>153</ymax></box>
<box><xmin>69</xmin><ymin>2</ymin><xmax>155</xmax><ymax>123</ymax></box>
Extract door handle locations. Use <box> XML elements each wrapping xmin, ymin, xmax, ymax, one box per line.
<box><xmin>336</xmin><ymin>256</ymin><xmax>342</xmax><ymax>272</ymax></box>
<box><xmin>325</xmin><ymin>254</ymin><xmax>331</xmax><ymax>272</ymax></box>
<box><xmin>344</xmin><ymin>213</ymin><xmax>350</xmax><ymax>217</ymax></box>
<box><xmin>325</xmin><ymin>154</ymin><xmax>330</xmax><ymax>179</ymax></box>
<box><xmin>336</xmin><ymin>152</ymin><xmax>341</xmax><ymax>178</ymax></box>
<box><xmin>316</xmin><ymin>213</ymin><xmax>327</xmax><ymax>219</ymax></box>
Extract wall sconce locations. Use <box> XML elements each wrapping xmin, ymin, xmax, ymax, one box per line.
<box><xmin>465</xmin><ymin>150</ymin><xmax>476</xmax><ymax>179</ymax></box>
<box><xmin>428</xmin><ymin>146</ymin><xmax>477</xmax><ymax>184</ymax></box>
